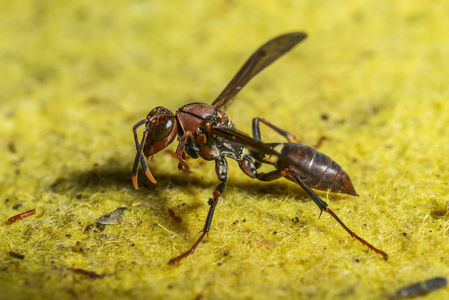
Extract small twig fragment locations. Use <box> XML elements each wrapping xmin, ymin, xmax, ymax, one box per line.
<box><xmin>9</xmin><ymin>251</ymin><xmax>25</xmax><ymax>260</ymax></box>
<box><xmin>395</xmin><ymin>277</ymin><xmax>447</xmax><ymax>298</ymax></box>
<box><xmin>6</xmin><ymin>209</ymin><xmax>36</xmax><ymax>224</ymax></box>
<box><xmin>68</xmin><ymin>268</ymin><xmax>104</xmax><ymax>279</ymax></box>
<box><xmin>168</xmin><ymin>208</ymin><xmax>182</xmax><ymax>223</ymax></box>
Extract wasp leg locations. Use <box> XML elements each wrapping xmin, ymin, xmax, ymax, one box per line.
<box><xmin>252</xmin><ymin>117</ymin><xmax>303</xmax><ymax>143</ymax></box>
<box><xmin>175</xmin><ymin>131</ymin><xmax>198</xmax><ymax>174</ymax></box>
<box><xmin>169</xmin><ymin>157</ymin><xmax>228</xmax><ymax>265</ymax></box>
<box><xmin>282</xmin><ymin>169</ymin><xmax>388</xmax><ymax>260</ymax></box>
<box><xmin>239</xmin><ymin>155</ymin><xmax>286</xmax><ymax>182</ymax></box>
<box><xmin>242</xmin><ymin>163</ymin><xmax>388</xmax><ymax>260</ymax></box>
<box><xmin>252</xmin><ymin>117</ymin><xmax>326</xmax><ymax>149</ymax></box>
<box><xmin>255</xmin><ymin>169</ymin><xmax>285</xmax><ymax>181</ymax></box>
<box><xmin>251</xmin><ymin>117</ymin><xmax>303</xmax><ymax>169</ymax></box>
<box><xmin>313</xmin><ymin>136</ymin><xmax>327</xmax><ymax>149</ymax></box>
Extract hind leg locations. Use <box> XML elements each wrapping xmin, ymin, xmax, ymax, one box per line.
<box><xmin>252</xmin><ymin>117</ymin><xmax>326</xmax><ymax>148</ymax></box>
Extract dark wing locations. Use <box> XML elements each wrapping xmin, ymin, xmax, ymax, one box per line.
<box><xmin>210</xmin><ymin>127</ymin><xmax>293</xmax><ymax>167</ymax></box>
<box><xmin>211</xmin><ymin>32</ymin><xmax>307</xmax><ymax>110</ymax></box>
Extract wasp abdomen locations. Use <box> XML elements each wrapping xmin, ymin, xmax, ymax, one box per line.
<box><xmin>272</xmin><ymin>143</ymin><xmax>358</xmax><ymax>196</ymax></box>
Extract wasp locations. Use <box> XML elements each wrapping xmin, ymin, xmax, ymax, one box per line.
<box><xmin>132</xmin><ymin>32</ymin><xmax>388</xmax><ymax>265</ymax></box>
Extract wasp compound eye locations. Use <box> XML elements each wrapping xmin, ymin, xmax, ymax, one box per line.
<box><xmin>153</xmin><ymin>117</ymin><xmax>175</xmax><ymax>142</ymax></box>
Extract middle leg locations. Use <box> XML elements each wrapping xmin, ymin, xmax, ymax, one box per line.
<box><xmin>168</xmin><ymin>157</ymin><xmax>228</xmax><ymax>265</ymax></box>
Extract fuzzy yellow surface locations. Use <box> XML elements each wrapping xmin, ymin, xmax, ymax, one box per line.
<box><xmin>1</xmin><ymin>0</ymin><xmax>449</xmax><ymax>299</ymax></box>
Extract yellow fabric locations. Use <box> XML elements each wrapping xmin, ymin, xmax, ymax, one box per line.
<box><xmin>1</xmin><ymin>0</ymin><xmax>448</xmax><ymax>299</ymax></box>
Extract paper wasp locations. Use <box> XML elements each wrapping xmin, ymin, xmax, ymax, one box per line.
<box><xmin>132</xmin><ymin>32</ymin><xmax>388</xmax><ymax>265</ymax></box>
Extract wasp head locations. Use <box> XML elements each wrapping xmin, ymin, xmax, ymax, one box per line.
<box><xmin>132</xmin><ymin>107</ymin><xmax>178</xmax><ymax>189</ymax></box>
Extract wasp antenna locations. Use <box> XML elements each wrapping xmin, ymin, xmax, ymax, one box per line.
<box><xmin>142</xmin><ymin>159</ymin><xmax>157</xmax><ymax>184</ymax></box>
<box><xmin>138</xmin><ymin>126</ymin><xmax>157</xmax><ymax>184</ymax></box>
<box><xmin>133</xmin><ymin>119</ymin><xmax>148</xmax><ymax>149</ymax></box>
<box><xmin>132</xmin><ymin>119</ymin><xmax>151</xmax><ymax>189</ymax></box>
<box><xmin>132</xmin><ymin>152</ymin><xmax>141</xmax><ymax>189</ymax></box>
<box><xmin>132</xmin><ymin>173</ymin><xmax>139</xmax><ymax>189</ymax></box>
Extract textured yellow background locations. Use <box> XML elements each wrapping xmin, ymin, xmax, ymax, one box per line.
<box><xmin>1</xmin><ymin>0</ymin><xmax>449</xmax><ymax>299</ymax></box>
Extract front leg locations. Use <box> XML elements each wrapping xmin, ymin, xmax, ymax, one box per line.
<box><xmin>175</xmin><ymin>131</ymin><xmax>198</xmax><ymax>174</ymax></box>
<box><xmin>169</xmin><ymin>157</ymin><xmax>228</xmax><ymax>265</ymax></box>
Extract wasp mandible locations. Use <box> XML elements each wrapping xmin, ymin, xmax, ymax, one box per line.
<box><xmin>132</xmin><ymin>32</ymin><xmax>388</xmax><ymax>265</ymax></box>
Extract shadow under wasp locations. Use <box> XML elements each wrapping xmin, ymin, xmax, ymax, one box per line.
<box><xmin>132</xmin><ymin>32</ymin><xmax>389</xmax><ymax>265</ymax></box>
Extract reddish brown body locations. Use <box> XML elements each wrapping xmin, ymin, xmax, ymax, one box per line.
<box><xmin>131</xmin><ymin>32</ymin><xmax>388</xmax><ymax>265</ymax></box>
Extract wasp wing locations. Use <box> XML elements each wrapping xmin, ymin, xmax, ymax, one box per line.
<box><xmin>211</xmin><ymin>32</ymin><xmax>307</xmax><ymax>110</ymax></box>
<box><xmin>210</xmin><ymin>127</ymin><xmax>293</xmax><ymax>167</ymax></box>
